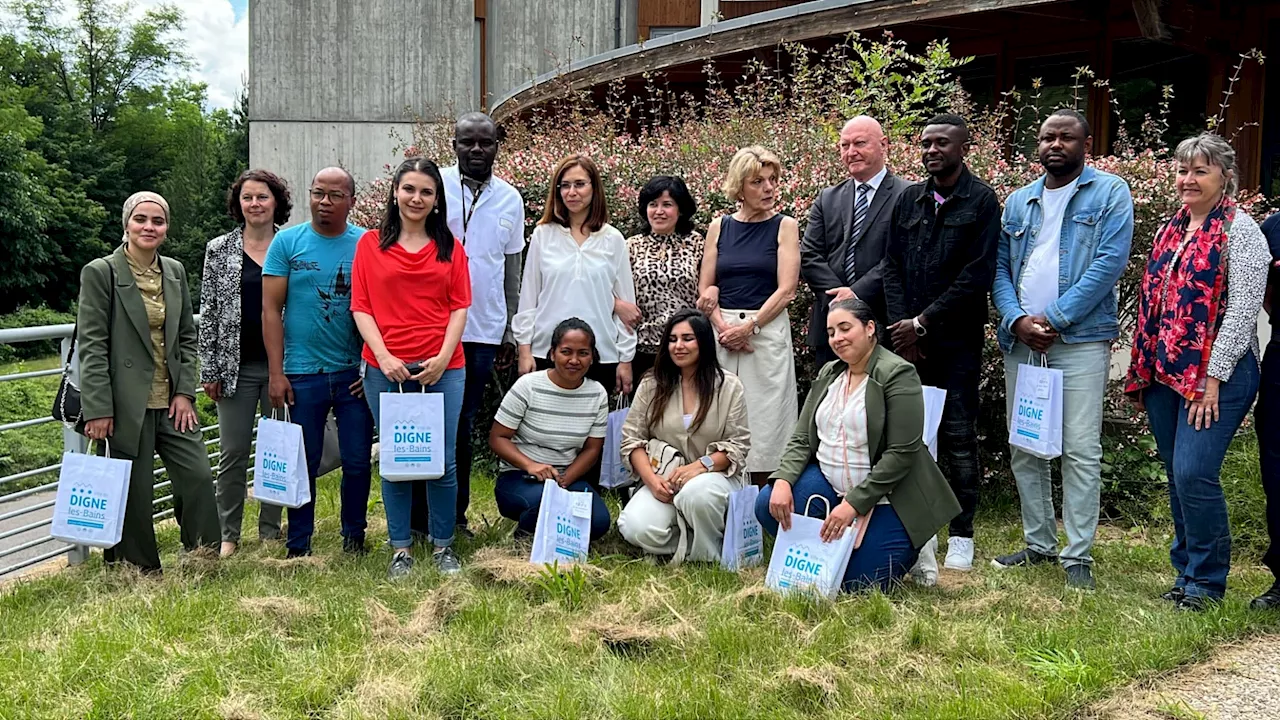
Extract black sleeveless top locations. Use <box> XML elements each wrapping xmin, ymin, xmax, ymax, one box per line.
<box><xmin>716</xmin><ymin>214</ymin><xmax>783</xmax><ymax>310</ymax></box>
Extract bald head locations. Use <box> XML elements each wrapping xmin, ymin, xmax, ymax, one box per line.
<box><xmin>838</xmin><ymin>115</ymin><xmax>889</xmax><ymax>182</ymax></box>
<box><xmin>313</xmin><ymin>166</ymin><xmax>356</xmax><ymax>196</ymax></box>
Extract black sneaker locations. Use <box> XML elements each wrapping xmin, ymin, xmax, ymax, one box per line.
<box><xmin>1160</xmin><ymin>587</ymin><xmax>1186</xmax><ymax>602</ymax></box>
<box><xmin>1249</xmin><ymin>580</ymin><xmax>1280</xmax><ymax>610</ymax></box>
<box><xmin>343</xmin><ymin>536</ymin><xmax>368</xmax><ymax>556</ymax></box>
<box><xmin>388</xmin><ymin>552</ymin><xmax>415</xmax><ymax>580</ymax></box>
<box><xmin>1175</xmin><ymin>594</ymin><xmax>1217</xmax><ymax>612</ymax></box>
<box><xmin>285</xmin><ymin>548</ymin><xmax>312</xmax><ymax>559</ymax></box>
<box><xmin>1065</xmin><ymin>564</ymin><xmax>1096</xmax><ymax>591</ymax></box>
<box><xmin>433</xmin><ymin>546</ymin><xmax>462</xmax><ymax>575</ymax></box>
<box><xmin>990</xmin><ymin>548</ymin><xmax>1058</xmax><ymax>569</ymax></box>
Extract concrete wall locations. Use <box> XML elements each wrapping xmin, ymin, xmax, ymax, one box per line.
<box><xmin>486</xmin><ymin>0</ymin><xmax>637</xmax><ymax>106</ymax></box>
<box><xmin>249</xmin><ymin>0</ymin><xmax>636</xmax><ymax>223</ymax></box>
<box><xmin>249</xmin><ymin>0</ymin><xmax>475</xmax><ymax>223</ymax></box>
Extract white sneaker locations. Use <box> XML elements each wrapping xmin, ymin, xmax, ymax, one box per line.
<box><xmin>909</xmin><ymin>535</ymin><xmax>939</xmax><ymax>586</ymax></box>
<box><xmin>943</xmin><ymin>536</ymin><xmax>975</xmax><ymax>571</ymax></box>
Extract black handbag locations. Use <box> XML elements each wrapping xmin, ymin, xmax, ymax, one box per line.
<box><xmin>53</xmin><ymin>261</ymin><xmax>115</xmax><ymax>430</ymax></box>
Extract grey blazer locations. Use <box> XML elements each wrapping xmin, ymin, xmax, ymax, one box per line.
<box><xmin>800</xmin><ymin>172</ymin><xmax>909</xmax><ymax>348</ymax></box>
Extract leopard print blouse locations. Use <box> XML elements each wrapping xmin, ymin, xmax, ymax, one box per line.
<box><xmin>626</xmin><ymin>231</ymin><xmax>705</xmax><ymax>354</ymax></box>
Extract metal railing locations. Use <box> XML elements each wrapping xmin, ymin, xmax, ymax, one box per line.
<box><xmin>0</xmin><ymin>317</ymin><xmax>238</xmax><ymax>579</ymax></box>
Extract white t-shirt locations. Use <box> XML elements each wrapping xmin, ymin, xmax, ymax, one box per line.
<box><xmin>441</xmin><ymin>165</ymin><xmax>526</xmax><ymax>345</ymax></box>
<box><xmin>512</xmin><ymin>223</ymin><xmax>638</xmax><ymax>364</ymax></box>
<box><xmin>1018</xmin><ymin>178</ymin><xmax>1078</xmax><ymax>317</ymax></box>
<box><xmin>493</xmin><ymin>371</ymin><xmax>609</xmax><ymax>472</ymax></box>
<box><xmin>814</xmin><ymin>372</ymin><xmax>873</xmax><ymax>498</ymax></box>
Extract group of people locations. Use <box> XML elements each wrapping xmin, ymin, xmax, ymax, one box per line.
<box><xmin>73</xmin><ymin>107</ymin><xmax>1280</xmax><ymax>611</ymax></box>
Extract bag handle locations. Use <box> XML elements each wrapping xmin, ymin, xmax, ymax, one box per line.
<box><xmin>803</xmin><ymin>494</ymin><xmax>833</xmax><ymax>517</ymax></box>
<box><xmin>1025</xmin><ymin>350</ymin><xmax>1049</xmax><ymax>368</ymax></box>
<box><xmin>397</xmin><ymin>382</ymin><xmax>428</xmax><ymax>393</ymax></box>
<box><xmin>89</xmin><ymin>438</ymin><xmax>111</xmax><ymax>457</ymax></box>
<box><xmin>267</xmin><ymin>405</ymin><xmax>291</xmax><ymax>423</ymax></box>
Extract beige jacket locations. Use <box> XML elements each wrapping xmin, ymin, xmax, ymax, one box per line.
<box><xmin>620</xmin><ymin>371</ymin><xmax>751</xmax><ymax>482</ymax></box>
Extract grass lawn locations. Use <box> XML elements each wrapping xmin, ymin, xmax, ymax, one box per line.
<box><xmin>2</xmin><ymin>444</ymin><xmax>1279</xmax><ymax>719</ymax></box>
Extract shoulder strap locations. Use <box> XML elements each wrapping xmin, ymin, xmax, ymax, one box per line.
<box><xmin>66</xmin><ymin>258</ymin><xmax>117</xmax><ymax>364</ymax></box>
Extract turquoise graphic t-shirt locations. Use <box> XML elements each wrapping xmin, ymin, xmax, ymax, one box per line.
<box><xmin>263</xmin><ymin>222</ymin><xmax>365</xmax><ymax>374</ymax></box>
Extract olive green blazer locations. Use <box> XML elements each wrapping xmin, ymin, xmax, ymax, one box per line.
<box><xmin>77</xmin><ymin>245</ymin><xmax>199</xmax><ymax>457</ymax></box>
<box><xmin>773</xmin><ymin>344</ymin><xmax>960</xmax><ymax>548</ymax></box>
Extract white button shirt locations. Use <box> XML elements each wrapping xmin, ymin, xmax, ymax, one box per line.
<box><xmin>513</xmin><ymin>222</ymin><xmax>638</xmax><ymax>364</ymax></box>
<box><xmin>441</xmin><ymin>165</ymin><xmax>526</xmax><ymax>345</ymax></box>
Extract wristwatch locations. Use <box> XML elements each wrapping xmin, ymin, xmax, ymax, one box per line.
<box><xmin>699</xmin><ymin>455</ymin><xmax>715</xmax><ymax>472</ymax></box>
<box><xmin>912</xmin><ymin>316</ymin><xmax>927</xmax><ymax>337</ymax></box>
<box><xmin>750</xmin><ymin>317</ymin><xmax>761</xmax><ymax>335</ymax></box>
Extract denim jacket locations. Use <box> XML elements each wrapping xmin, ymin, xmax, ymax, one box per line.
<box><xmin>992</xmin><ymin>165</ymin><xmax>1134</xmax><ymax>353</ymax></box>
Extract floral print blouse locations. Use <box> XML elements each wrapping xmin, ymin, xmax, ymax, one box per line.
<box><xmin>625</xmin><ymin>231</ymin><xmax>705</xmax><ymax>354</ymax></box>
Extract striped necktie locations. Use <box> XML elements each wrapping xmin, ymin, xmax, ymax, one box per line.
<box><xmin>845</xmin><ymin>182</ymin><xmax>871</xmax><ymax>282</ymax></box>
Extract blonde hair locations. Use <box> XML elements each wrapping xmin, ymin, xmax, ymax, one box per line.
<box><xmin>721</xmin><ymin>146</ymin><xmax>782</xmax><ymax>200</ymax></box>
<box><xmin>1174</xmin><ymin>132</ymin><xmax>1238</xmax><ymax>197</ymax></box>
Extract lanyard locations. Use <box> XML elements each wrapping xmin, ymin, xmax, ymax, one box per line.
<box><xmin>459</xmin><ymin>177</ymin><xmax>489</xmax><ymax>245</ymax></box>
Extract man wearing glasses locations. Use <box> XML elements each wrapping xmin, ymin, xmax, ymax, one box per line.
<box><xmin>263</xmin><ymin>167</ymin><xmax>375</xmax><ymax>558</ymax></box>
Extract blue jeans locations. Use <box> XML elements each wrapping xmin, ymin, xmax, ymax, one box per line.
<box><xmin>365</xmin><ymin>365</ymin><xmax>465</xmax><ymax>549</ymax></box>
<box><xmin>286</xmin><ymin>368</ymin><xmax>375</xmax><ymax>553</ymax></box>
<box><xmin>412</xmin><ymin>342</ymin><xmax>497</xmax><ymax>534</ymax></box>
<box><xmin>1004</xmin><ymin>340</ymin><xmax>1110</xmax><ymax>567</ymax></box>
<box><xmin>493</xmin><ymin>470</ymin><xmax>611</xmax><ymax>540</ymax></box>
<box><xmin>1144</xmin><ymin>351</ymin><xmax>1259</xmax><ymax>599</ymax></box>
<box><xmin>755</xmin><ymin>464</ymin><xmax>918</xmax><ymax>593</ymax></box>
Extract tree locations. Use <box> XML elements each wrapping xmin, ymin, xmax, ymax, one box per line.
<box><xmin>9</xmin><ymin>0</ymin><xmax>189</xmax><ymax>131</ymax></box>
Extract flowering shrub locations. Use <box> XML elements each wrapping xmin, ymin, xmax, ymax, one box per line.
<box><xmin>351</xmin><ymin>35</ymin><xmax>1271</xmax><ymax>518</ymax></box>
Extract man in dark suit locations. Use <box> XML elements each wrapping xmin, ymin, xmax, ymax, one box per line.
<box><xmin>801</xmin><ymin>115</ymin><xmax>910</xmax><ymax>364</ymax></box>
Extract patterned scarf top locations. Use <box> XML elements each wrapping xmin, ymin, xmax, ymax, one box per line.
<box><xmin>1125</xmin><ymin>196</ymin><xmax>1235</xmax><ymax>401</ymax></box>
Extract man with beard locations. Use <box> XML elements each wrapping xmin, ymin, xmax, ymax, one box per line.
<box><xmin>990</xmin><ymin>109</ymin><xmax>1134</xmax><ymax>591</ymax></box>
<box><xmin>801</xmin><ymin>115</ymin><xmax>910</xmax><ymax>364</ymax></box>
<box><xmin>410</xmin><ymin>113</ymin><xmax>526</xmax><ymax>540</ymax></box>
<box><xmin>882</xmin><ymin>113</ymin><xmax>1001</xmax><ymax>574</ymax></box>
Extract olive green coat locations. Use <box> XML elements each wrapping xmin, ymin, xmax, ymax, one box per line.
<box><xmin>773</xmin><ymin>344</ymin><xmax>961</xmax><ymax>548</ymax></box>
<box><xmin>77</xmin><ymin>245</ymin><xmax>200</xmax><ymax>457</ymax></box>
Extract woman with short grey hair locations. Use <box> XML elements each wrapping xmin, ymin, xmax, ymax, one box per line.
<box><xmin>1125</xmin><ymin>132</ymin><xmax>1268</xmax><ymax>610</ymax></box>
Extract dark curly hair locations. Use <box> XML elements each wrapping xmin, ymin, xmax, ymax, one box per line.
<box><xmin>227</xmin><ymin>169</ymin><xmax>293</xmax><ymax>226</ymax></box>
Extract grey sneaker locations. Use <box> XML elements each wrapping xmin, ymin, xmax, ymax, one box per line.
<box><xmin>1065</xmin><ymin>564</ymin><xmax>1096</xmax><ymax>591</ymax></box>
<box><xmin>388</xmin><ymin>551</ymin><xmax>415</xmax><ymax>580</ymax></box>
<box><xmin>433</xmin><ymin>547</ymin><xmax>462</xmax><ymax>575</ymax></box>
<box><xmin>991</xmin><ymin>548</ymin><xmax>1058</xmax><ymax>569</ymax></box>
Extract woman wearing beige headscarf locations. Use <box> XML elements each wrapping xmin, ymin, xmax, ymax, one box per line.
<box><xmin>76</xmin><ymin>191</ymin><xmax>220</xmax><ymax>573</ymax></box>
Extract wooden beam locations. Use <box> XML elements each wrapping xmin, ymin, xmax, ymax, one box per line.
<box><xmin>1132</xmin><ymin>0</ymin><xmax>1169</xmax><ymax>41</ymax></box>
<box><xmin>491</xmin><ymin>0</ymin><xmax>1062</xmax><ymax>122</ymax></box>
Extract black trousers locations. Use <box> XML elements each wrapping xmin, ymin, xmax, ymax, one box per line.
<box><xmin>916</xmin><ymin>353</ymin><xmax>982</xmax><ymax>538</ymax></box>
<box><xmin>1256</xmin><ymin>339</ymin><xmax>1280</xmax><ymax>580</ymax></box>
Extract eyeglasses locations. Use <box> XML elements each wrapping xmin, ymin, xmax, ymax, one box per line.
<box><xmin>557</xmin><ymin>180</ymin><xmax>590</xmax><ymax>192</ymax></box>
<box><xmin>309</xmin><ymin>188</ymin><xmax>349</xmax><ymax>202</ymax></box>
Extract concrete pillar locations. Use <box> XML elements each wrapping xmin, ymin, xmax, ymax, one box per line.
<box><xmin>700</xmin><ymin>0</ymin><xmax>719</xmax><ymax>25</ymax></box>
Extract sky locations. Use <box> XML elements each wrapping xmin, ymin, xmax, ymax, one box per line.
<box><xmin>158</xmin><ymin>0</ymin><xmax>249</xmax><ymax>110</ymax></box>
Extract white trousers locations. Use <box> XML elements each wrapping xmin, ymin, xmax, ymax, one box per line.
<box><xmin>617</xmin><ymin>472</ymin><xmax>735</xmax><ymax>564</ymax></box>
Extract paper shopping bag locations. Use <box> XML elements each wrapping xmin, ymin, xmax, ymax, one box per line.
<box><xmin>1008</xmin><ymin>355</ymin><xmax>1064</xmax><ymax>460</ymax></box>
<box><xmin>252</xmin><ymin>410</ymin><xmax>312</xmax><ymax>508</ymax></box>
<box><xmin>529</xmin><ymin>479</ymin><xmax>593</xmax><ymax>566</ymax></box>
<box><xmin>379</xmin><ymin>388</ymin><xmax>445</xmax><ymax>481</ymax></box>
<box><xmin>765</xmin><ymin>496</ymin><xmax>856</xmax><ymax>600</ymax></box>
<box><xmin>599</xmin><ymin>396</ymin><xmax>631</xmax><ymax>489</ymax></box>
<box><xmin>720</xmin><ymin>484</ymin><xmax>764</xmax><ymax>570</ymax></box>
<box><xmin>51</xmin><ymin>440</ymin><xmax>131</xmax><ymax>548</ymax></box>
<box><xmin>921</xmin><ymin>385</ymin><xmax>946</xmax><ymax>461</ymax></box>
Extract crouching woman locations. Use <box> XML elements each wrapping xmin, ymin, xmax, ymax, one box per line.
<box><xmin>617</xmin><ymin>308</ymin><xmax>750</xmax><ymax>563</ymax></box>
<box><xmin>490</xmin><ymin>318</ymin><xmax>613</xmax><ymax>542</ymax></box>
<box><xmin>755</xmin><ymin>298</ymin><xmax>959</xmax><ymax>592</ymax></box>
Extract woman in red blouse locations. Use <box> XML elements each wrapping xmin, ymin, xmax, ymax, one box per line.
<box><xmin>352</xmin><ymin>157</ymin><xmax>471</xmax><ymax>579</ymax></box>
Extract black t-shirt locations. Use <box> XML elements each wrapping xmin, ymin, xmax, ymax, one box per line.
<box><xmin>1262</xmin><ymin>213</ymin><xmax>1280</xmax><ymax>328</ymax></box>
<box><xmin>240</xmin><ymin>251</ymin><xmax>268</xmax><ymax>362</ymax></box>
